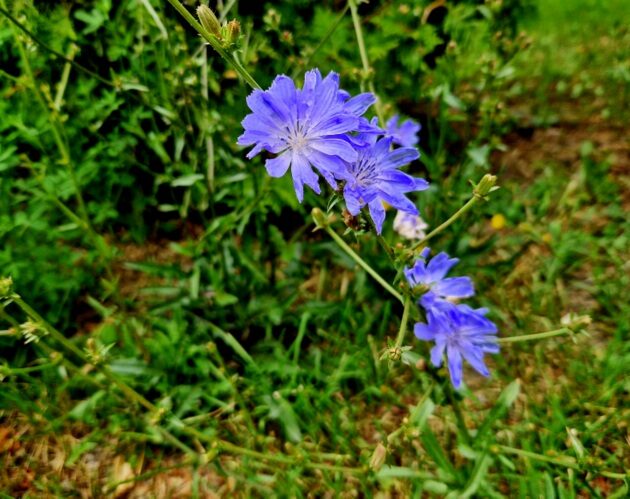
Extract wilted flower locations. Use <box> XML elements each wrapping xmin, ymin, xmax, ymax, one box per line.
<box><xmin>386</xmin><ymin>114</ymin><xmax>421</xmax><ymax>147</ymax></box>
<box><xmin>238</xmin><ymin>69</ymin><xmax>375</xmax><ymax>201</ymax></box>
<box><xmin>405</xmin><ymin>248</ymin><xmax>474</xmax><ymax>305</ymax></box>
<box><xmin>414</xmin><ymin>302</ymin><xmax>499</xmax><ymax>388</ymax></box>
<box><xmin>393</xmin><ymin>211</ymin><xmax>428</xmax><ymax>240</ymax></box>
<box><xmin>342</xmin><ymin>136</ymin><xmax>428</xmax><ymax>234</ymax></box>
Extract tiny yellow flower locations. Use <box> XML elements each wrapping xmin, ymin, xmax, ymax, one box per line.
<box><xmin>491</xmin><ymin>214</ymin><xmax>506</xmax><ymax>230</ymax></box>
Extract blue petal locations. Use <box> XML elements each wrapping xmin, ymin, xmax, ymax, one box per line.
<box><xmin>430</xmin><ymin>340</ymin><xmax>446</xmax><ymax>367</ymax></box>
<box><xmin>446</xmin><ymin>346</ymin><xmax>463</xmax><ymax>388</ymax></box>
<box><xmin>460</xmin><ymin>343</ymin><xmax>490</xmax><ymax>377</ymax></box>
<box><xmin>245</xmin><ymin>90</ymin><xmax>289</xmax><ymax>130</ymax></box>
<box><xmin>414</xmin><ymin>322</ymin><xmax>436</xmax><ymax>341</ymax></box>
<box><xmin>344</xmin><ymin>92</ymin><xmax>376</xmax><ymax>115</ymax></box>
<box><xmin>367</xmin><ymin>200</ymin><xmax>386</xmax><ymax>234</ymax></box>
<box><xmin>310</xmin><ymin>115</ymin><xmax>358</xmax><ymax>137</ymax></box>
<box><xmin>291</xmin><ymin>153</ymin><xmax>320</xmax><ymax>202</ymax></box>
<box><xmin>377</xmin><ymin>170</ymin><xmax>420</xmax><ymax>190</ymax></box>
<box><xmin>343</xmin><ymin>186</ymin><xmax>363</xmax><ymax>215</ymax></box>
<box><xmin>432</xmin><ymin>277</ymin><xmax>475</xmax><ymax>299</ymax></box>
<box><xmin>381</xmin><ymin>147</ymin><xmax>420</xmax><ymax>169</ymax></box>
<box><xmin>414</xmin><ymin>178</ymin><xmax>430</xmax><ymax>191</ymax></box>
<box><xmin>306</xmin><ymin>149</ymin><xmax>350</xmax><ymax>183</ymax></box>
<box><xmin>265</xmin><ymin>152</ymin><xmax>291</xmax><ymax>178</ymax></box>
<box><xmin>377</xmin><ymin>188</ymin><xmax>418</xmax><ymax>215</ymax></box>
<box><xmin>426</xmin><ymin>252</ymin><xmax>459</xmax><ymax>282</ymax></box>
<box><xmin>309</xmin><ymin>138</ymin><xmax>358</xmax><ymax>162</ymax></box>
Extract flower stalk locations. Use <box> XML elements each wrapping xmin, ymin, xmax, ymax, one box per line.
<box><xmin>497</xmin><ymin>327</ymin><xmax>576</xmax><ymax>343</ymax></box>
<box><xmin>313</xmin><ymin>209</ymin><xmax>403</xmax><ymax>304</ymax></box>
<box><xmin>407</xmin><ymin>174</ymin><xmax>499</xmax><ymax>259</ymax></box>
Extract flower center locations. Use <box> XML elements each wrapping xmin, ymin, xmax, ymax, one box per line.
<box><xmin>352</xmin><ymin>157</ymin><xmax>378</xmax><ymax>186</ymax></box>
<box><xmin>287</xmin><ymin>124</ymin><xmax>310</xmax><ymax>152</ymax></box>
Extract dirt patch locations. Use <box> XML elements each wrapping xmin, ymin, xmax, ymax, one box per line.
<box><xmin>496</xmin><ymin>121</ymin><xmax>629</xmax><ymax>184</ymax></box>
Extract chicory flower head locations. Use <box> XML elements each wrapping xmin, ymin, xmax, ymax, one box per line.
<box><xmin>405</xmin><ymin>247</ymin><xmax>475</xmax><ymax>306</ymax></box>
<box><xmin>237</xmin><ymin>69</ymin><xmax>376</xmax><ymax>201</ymax></box>
<box><xmin>386</xmin><ymin>115</ymin><xmax>421</xmax><ymax>148</ymax></box>
<box><xmin>393</xmin><ymin>211</ymin><xmax>428</xmax><ymax>240</ymax></box>
<box><xmin>414</xmin><ymin>302</ymin><xmax>499</xmax><ymax>388</ymax></box>
<box><xmin>342</xmin><ymin>134</ymin><xmax>428</xmax><ymax>234</ymax></box>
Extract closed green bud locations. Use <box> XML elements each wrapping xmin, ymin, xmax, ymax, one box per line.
<box><xmin>311</xmin><ymin>208</ymin><xmax>329</xmax><ymax>229</ymax></box>
<box><xmin>197</xmin><ymin>4</ymin><xmax>222</xmax><ymax>38</ymax></box>
<box><xmin>473</xmin><ymin>174</ymin><xmax>499</xmax><ymax>199</ymax></box>
<box><xmin>225</xmin><ymin>20</ymin><xmax>240</xmax><ymax>45</ymax></box>
<box><xmin>0</xmin><ymin>277</ymin><xmax>12</xmax><ymax>297</ymax></box>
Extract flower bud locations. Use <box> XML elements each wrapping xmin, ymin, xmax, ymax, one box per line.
<box><xmin>311</xmin><ymin>208</ymin><xmax>329</xmax><ymax>229</ymax></box>
<box><xmin>369</xmin><ymin>443</ymin><xmax>387</xmax><ymax>471</ymax></box>
<box><xmin>225</xmin><ymin>20</ymin><xmax>240</xmax><ymax>45</ymax></box>
<box><xmin>473</xmin><ymin>174</ymin><xmax>499</xmax><ymax>199</ymax></box>
<box><xmin>0</xmin><ymin>277</ymin><xmax>12</xmax><ymax>298</ymax></box>
<box><xmin>197</xmin><ymin>5</ymin><xmax>222</xmax><ymax>38</ymax></box>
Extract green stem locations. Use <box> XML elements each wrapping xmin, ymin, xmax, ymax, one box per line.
<box><xmin>322</xmin><ymin>225</ymin><xmax>403</xmax><ymax>304</ymax></box>
<box><xmin>165</xmin><ymin>0</ymin><xmax>261</xmax><ymax>89</ymax></box>
<box><xmin>394</xmin><ymin>296</ymin><xmax>412</xmax><ymax>349</ymax></box>
<box><xmin>408</xmin><ymin>196</ymin><xmax>479</xmax><ymax>256</ymax></box>
<box><xmin>497</xmin><ymin>328</ymin><xmax>574</xmax><ymax>344</ymax></box>
<box><xmin>363</xmin><ymin>210</ymin><xmax>396</xmax><ymax>265</ymax></box>
<box><xmin>0</xmin><ymin>359</ymin><xmax>61</xmax><ymax>376</ymax></box>
<box><xmin>348</xmin><ymin>0</ymin><xmax>385</xmax><ymax>125</ymax></box>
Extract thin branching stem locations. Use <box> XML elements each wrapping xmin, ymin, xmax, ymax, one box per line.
<box><xmin>497</xmin><ymin>327</ymin><xmax>575</xmax><ymax>343</ymax></box>
<box><xmin>321</xmin><ymin>224</ymin><xmax>403</xmax><ymax>304</ymax></box>
<box><xmin>394</xmin><ymin>296</ymin><xmax>412</xmax><ymax>349</ymax></box>
<box><xmin>408</xmin><ymin>196</ymin><xmax>480</xmax><ymax>257</ymax></box>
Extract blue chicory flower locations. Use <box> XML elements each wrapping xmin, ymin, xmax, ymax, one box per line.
<box><xmin>386</xmin><ymin>115</ymin><xmax>421</xmax><ymax>148</ymax></box>
<box><xmin>405</xmin><ymin>248</ymin><xmax>475</xmax><ymax>306</ymax></box>
<box><xmin>414</xmin><ymin>302</ymin><xmax>499</xmax><ymax>388</ymax></box>
<box><xmin>342</xmin><ymin>134</ymin><xmax>428</xmax><ymax>234</ymax></box>
<box><xmin>237</xmin><ymin>69</ymin><xmax>376</xmax><ymax>202</ymax></box>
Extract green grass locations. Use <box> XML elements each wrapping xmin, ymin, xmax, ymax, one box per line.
<box><xmin>0</xmin><ymin>0</ymin><xmax>628</xmax><ymax>495</ymax></box>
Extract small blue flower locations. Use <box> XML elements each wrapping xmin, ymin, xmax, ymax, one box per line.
<box><xmin>237</xmin><ymin>69</ymin><xmax>375</xmax><ymax>201</ymax></box>
<box><xmin>405</xmin><ymin>248</ymin><xmax>475</xmax><ymax>305</ymax></box>
<box><xmin>386</xmin><ymin>115</ymin><xmax>421</xmax><ymax>148</ymax></box>
<box><xmin>414</xmin><ymin>302</ymin><xmax>499</xmax><ymax>388</ymax></box>
<box><xmin>342</xmin><ymin>135</ymin><xmax>428</xmax><ymax>234</ymax></box>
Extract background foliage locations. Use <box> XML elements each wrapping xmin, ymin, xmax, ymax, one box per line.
<box><xmin>0</xmin><ymin>0</ymin><xmax>628</xmax><ymax>495</ymax></box>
